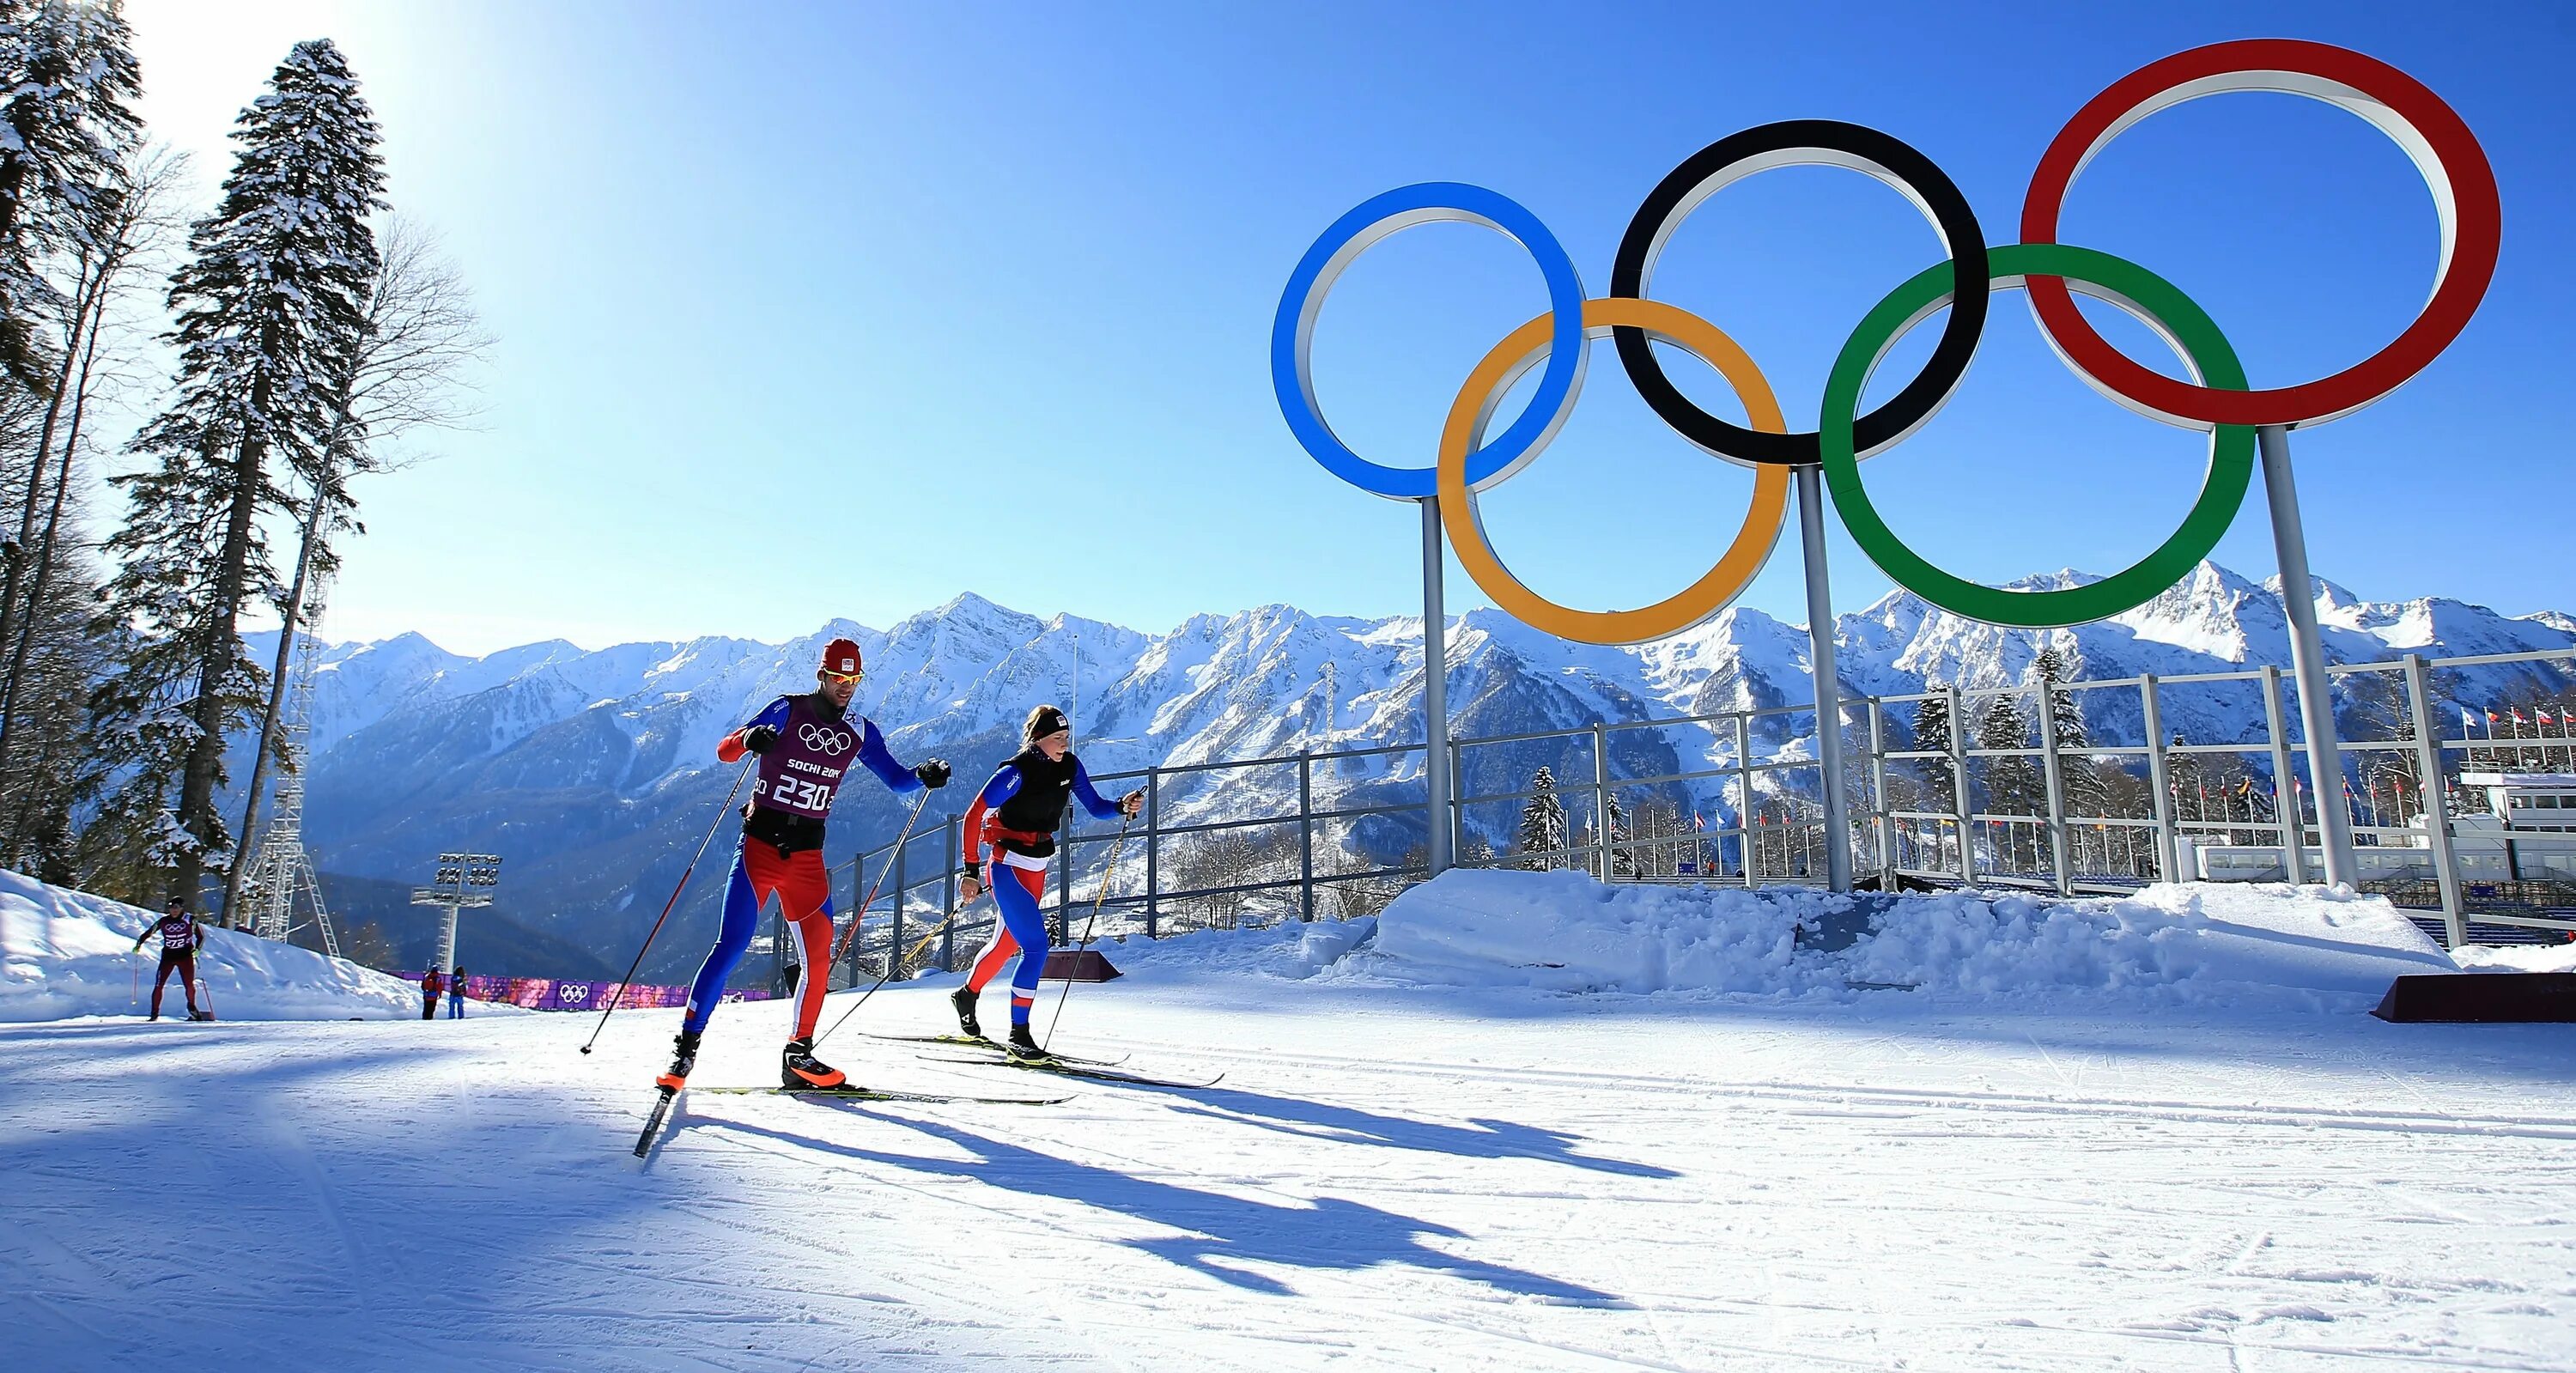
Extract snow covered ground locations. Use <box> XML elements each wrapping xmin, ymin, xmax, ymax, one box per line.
<box><xmin>5</xmin><ymin>873</ymin><xmax>2573</xmax><ymax>1371</ymax></box>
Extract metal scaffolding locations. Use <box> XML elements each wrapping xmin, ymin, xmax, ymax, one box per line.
<box><xmin>240</xmin><ymin>596</ymin><xmax>341</xmax><ymax>958</ymax></box>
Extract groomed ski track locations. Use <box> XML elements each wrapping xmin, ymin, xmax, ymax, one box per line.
<box><xmin>9</xmin><ymin>973</ymin><xmax>2573</xmax><ymax>1372</ymax></box>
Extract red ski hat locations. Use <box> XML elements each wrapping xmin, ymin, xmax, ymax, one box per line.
<box><xmin>818</xmin><ymin>637</ymin><xmax>864</xmax><ymax>678</ymax></box>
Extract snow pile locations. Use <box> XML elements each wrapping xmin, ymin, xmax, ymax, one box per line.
<box><xmin>0</xmin><ymin>869</ymin><xmax>440</xmax><ymax>1022</ymax></box>
<box><xmin>1349</xmin><ymin>870</ymin><xmax>2459</xmax><ymax>1008</ymax></box>
<box><xmin>2454</xmin><ymin>941</ymin><xmax>2576</xmax><ymax>974</ymax></box>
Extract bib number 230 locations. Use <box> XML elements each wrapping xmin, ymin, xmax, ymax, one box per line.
<box><xmin>763</xmin><ymin>776</ymin><xmax>832</xmax><ymax>811</ymax></box>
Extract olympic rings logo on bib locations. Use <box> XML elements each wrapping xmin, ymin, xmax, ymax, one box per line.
<box><xmin>798</xmin><ymin>723</ymin><xmax>851</xmax><ymax>757</ymax></box>
<box><xmin>1272</xmin><ymin>39</ymin><xmax>2496</xmax><ymax>642</ymax></box>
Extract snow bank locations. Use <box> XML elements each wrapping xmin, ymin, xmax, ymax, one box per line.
<box><xmin>0</xmin><ymin>869</ymin><xmax>445</xmax><ymax>1022</ymax></box>
<box><xmin>1347</xmin><ymin>871</ymin><xmax>2461</xmax><ymax>1009</ymax></box>
<box><xmin>1099</xmin><ymin>915</ymin><xmax>1377</xmax><ymax>981</ymax></box>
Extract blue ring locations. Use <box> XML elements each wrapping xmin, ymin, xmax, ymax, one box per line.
<box><xmin>1271</xmin><ymin>183</ymin><xmax>1589</xmax><ymax>501</ymax></box>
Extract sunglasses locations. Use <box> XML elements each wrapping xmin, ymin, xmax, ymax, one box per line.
<box><xmin>820</xmin><ymin>669</ymin><xmax>865</xmax><ymax>685</ymax></box>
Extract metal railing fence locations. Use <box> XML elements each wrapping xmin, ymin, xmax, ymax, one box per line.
<box><xmin>813</xmin><ymin>646</ymin><xmax>2576</xmax><ymax>978</ymax></box>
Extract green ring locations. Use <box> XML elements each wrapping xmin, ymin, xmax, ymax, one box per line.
<box><xmin>1819</xmin><ymin>242</ymin><xmax>2255</xmax><ymax>629</ymax></box>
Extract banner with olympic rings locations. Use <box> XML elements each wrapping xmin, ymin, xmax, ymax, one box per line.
<box><xmin>1272</xmin><ymin>39</ymin><xmax>2498</xmax><ymax>642</ymax></box>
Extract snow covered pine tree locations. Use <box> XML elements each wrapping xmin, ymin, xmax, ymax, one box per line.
<box><xmin>88</xmin><ymin>39</ymin><xmax>383</xmax><ymax>908</ymax></box>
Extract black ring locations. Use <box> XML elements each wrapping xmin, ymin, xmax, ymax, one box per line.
<box><xmin>1609</xmin><ymin>119</ymin><xmax>1988</xmax><ymax>467</ymax></box>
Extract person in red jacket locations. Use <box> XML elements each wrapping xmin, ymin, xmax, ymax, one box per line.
<box><xmin>132</xmin><ymin>899</ymin><xmax>207</xmax><ymax>1022</ymax></box>
<box><xmin>659</xmin><ymin>637</ymin><xmax>951</xmax><ymax>1093</ymax></box>
<box><xmin>420</xmin><ymin>968</ymin><xmax>444</xmax><ymax>1021</ymax></box>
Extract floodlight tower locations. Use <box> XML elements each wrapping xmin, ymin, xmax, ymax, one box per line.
<box><xmin>412</xmin><ymin>852</ymin><xmax>501</xmax><ymax>975</ymax></box>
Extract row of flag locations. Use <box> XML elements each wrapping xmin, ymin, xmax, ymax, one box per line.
<box><xmin>2464</xmin><ymin>705</ymin><xmax>2569</xmax><ymax>730</ymax></box>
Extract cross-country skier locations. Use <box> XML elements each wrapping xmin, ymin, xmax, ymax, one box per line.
<box><xmin>951</xmin><ymin>704</ymin><xmax>1141</xmax><ymax>1058</ymax></box>
<box><xmin>659</xmin><ymin>638</ymin><xmax>951</xmax><ymax>1092</ymax></box>
<box><xmin>132</xmin><ymin>898</ymin><xmax>206</xmax><ymax>1022</ymax></box>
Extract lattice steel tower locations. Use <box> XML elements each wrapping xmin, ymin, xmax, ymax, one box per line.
<box><xmin>242</xmin><ymin>598</ymin><xmax>340</xmax><ymax>957</ymax></box>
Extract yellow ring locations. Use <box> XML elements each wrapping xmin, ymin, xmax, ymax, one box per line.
<box><xmin>1437</xmin><ymin>296</ymin><xmax>1793</xmax><ymax>645</ymax></box>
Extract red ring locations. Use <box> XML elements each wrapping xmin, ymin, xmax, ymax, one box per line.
<box><xmin>2021</xmin><ymin>39</ymin><xmax>2500</xmax><ymax>428</ymax></box>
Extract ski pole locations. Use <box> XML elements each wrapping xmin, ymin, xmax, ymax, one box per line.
<box><xmin>579</xmin><ymin>756</ymin><xmax>757</xmax><ymax>1055</ymax></box>
<box><xmin>825</xmin><ymin>787</ymin><xmax>936</xmax><ymax>970</ymax></box>
<box><xmin>1042</xmin><ymin>813</ymin><xmax>1134</xmax><ymax>1052</ymax></box>
<box><xmin>805</xmin><ymin>790</ymin><xmax>940</xmax><ymax>1050</ymax></box>
<box><xmin>811</xmin><ymin>880</ymin><xmax>962</xmax><ymax>1051</ymax></box>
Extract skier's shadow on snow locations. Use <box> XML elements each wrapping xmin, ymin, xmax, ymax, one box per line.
<box><xmin>707</xmin><ymin>1109</ymin><xmax>1619</xmax><ymax>1303</ymax></box>
<box><xmin>1164</xmin><ymin>1085</ymin><xmax>1679</xmax><ymax>1180</ymax></box>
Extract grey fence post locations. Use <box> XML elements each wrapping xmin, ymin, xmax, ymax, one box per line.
<box><xmin>2402</xmin><ymin>653</ymin><xmax>2468</xmax><ymax>948</ymax></box>
<box><xmin>1592</xmin><ymin>722</ymin><xmax>1614</xmax><ymax>881</ymax></box>
<box><xmin>2261</xmin><ymin>664</ymin><xmax>2308</xmax><ymax>883</ymax></box>
<box><xmin>939</xmin><ymin>814</ymin><xmax>957</xmax><ymax>973</ymax></box>
<box><xmin>1054</xmin><ymin>830</ymin><xmax>1072</xmax><ymax>945</ymax></box>
<box><xmin>1449</xmin><ymin>737</ymin><xmax>1467</xmax><ymax>870</ymax></box>
<box><xmin>855</xmin><ymin>850</ymin><xmax>876</xmax><ymax>979</ymax></box>
<box><xmin>1298</xmin><ymin>750</ymin><xmax>1315</xmax><ymax>921</ymax></box>
<box><xmin>2140</xmin><ymin>676</ymin><xmax>2178</xmax><ymax>883</ymax></box>
<box><xmin>1144</xmin><ymin>767</ymin><xmax>1160</xmax><ymax>939</ymax></box>
<box><xmin>1947</xmin><ymin>685</ymin><xmax>1974</xmax><ymax>886</ymax></box>
<box><xmin>2036</xmin><ymin>682</ymin><xmax>2072</xmax><ymax>896</ymax></box>
<box><xmin>1867</xmin><ymin>699</ymin><xmax>1896</xmax><ymax>889</ymax></box>
<box><xmin>888</xmin><ymin>837</ymin><xmax>906</xmax><ymax>981</ymax></box>
<box><xmin>1734</xmin><ymin>711</ymin><xmax>1757</xmax><ymax>887</ymax></box>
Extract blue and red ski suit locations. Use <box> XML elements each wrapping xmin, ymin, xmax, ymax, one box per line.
<box><xmin>681</xmin><ymin>691</ymin><xmax>924</xmax><ymax>1039</ymax></box>
<box><xmin>959</xmin><ymin>749</ymin><xmax>1126</xmax><ymax>1028</ymax></box>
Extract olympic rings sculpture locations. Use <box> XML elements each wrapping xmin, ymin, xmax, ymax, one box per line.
<box><xmin>1270</xmin><ymin>39</ymin><xmax>2499</xmax><ymax>642</ymax></box>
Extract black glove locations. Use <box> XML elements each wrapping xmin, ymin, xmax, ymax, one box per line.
<box><xmin>741</xmin><ymin>725</ymin><xmax>778</xmax><ymax>755</ymax></box>
<box><xmin>914</xmin><ymin>759</ymin><xmax>951</xmax><ymax>789</ymax></box>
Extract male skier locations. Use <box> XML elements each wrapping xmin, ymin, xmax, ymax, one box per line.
<box><xmin>659</xmin><ymin>638</ymin><xmax>950</xmax><ymax>1091</ymax></box>
<box><xmin>132</xmin><ymin>898</ymin><xmax>207</xmax><ymax>1021</ymax></box>
<box><xmin>952</xmin><ymin>704</ymin><xmax>1140</xmax><ymax>1058</ymax></box>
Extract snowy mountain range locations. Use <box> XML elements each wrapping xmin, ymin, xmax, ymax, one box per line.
<box><xmin>267</xmin><ymin>560</ymin><xmax>2574</xmax><ymax>976</ymax></box>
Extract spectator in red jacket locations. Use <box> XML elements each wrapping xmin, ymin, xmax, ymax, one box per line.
<box><xmin>420</xmin><ymin>968</ymin><xmax>444</xmax><ymax>1021</ymax></box>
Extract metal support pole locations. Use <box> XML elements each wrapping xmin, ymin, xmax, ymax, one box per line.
<box><xmin>1867</xmin><ymin>699</ymin><xmax>1897</xmax><ymax>889</ymax></box>
<box><xmin>2141</xmin><ymin>676</ymin><xmax>2178</xmax><ymax>883</ymax></box>
<box><xmin>2261</xmin><ymin>664</ymin><xmax>2309</xmax><ymax>883</ymax></box>
<box><xmin>1794</xmin><ymin>465</ymin><xmax>1853</xmax><ymax>892</ymax></box>
<box><xmin>2402</xmin><ymin>653</ymin><xmax>2467</xmax><ymax>948</ymax></box>
<box><xmin>1592</xmin><ymin>722</ymin><xmax>1614</xmax><ymax>881</ymax></box>
<box><xmin>2257</xmin><ymin>424</ymin><xmax>2357</xmax><ymax>887</ymax></box>
<box><xmin>1734</xmin><ymin>712</ymin><xmax>1757</xmax><ymax>887</ymax></box>
<box><xmin>1420</xmin><ymin>495</ymin><xmax>1454</xmax><ymax>878</ymax></box>
<box><xmin>2035</xmin><ymin>680</ymin><xmax>2072</xmax><ymax>896</ymax></box>
<box><xmin>1144</xmin><ymin>768</ymin><xmax>1160</xmax><ymax>939</ymax></box>
<box><xmin>1947</xmin><ymin>685</ymin><xmax>1974</xmax><ymax>885</ymax></box>
<box><xmin>1298</xmin><ymin>751</ymin><xmax>1315</xmax><ymax>920</ymax></box>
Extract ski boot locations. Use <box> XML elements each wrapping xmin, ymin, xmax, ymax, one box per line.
<box><xmin>951</xmin><ymin>984</ymin><xmax>983</xmax><ymax>1039</ymax></box>
<box><xmin>781</xmin><ymin>1036</ymin><xmax>848</xmax><ymax>1091</ymax></box>
<box><xmin>1006</xmin><ymin>1024</ymin><xmax>1052</xmax><ymax>1064</ymax></box>
<box><xmin>657</xmin><ymin>1029</ymin><xmax>701</xmax><ymax>1091</ymax></box>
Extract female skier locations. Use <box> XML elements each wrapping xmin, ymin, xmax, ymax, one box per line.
<box><xmin>951</xmin><ymin>704</ymin><xmax>1141</xmax><ymax>1058</ymax></box>
<box><xmin>659</xmin><ymin>638</ymin><xmax>951</xmax><ymax>1092</ymax></box>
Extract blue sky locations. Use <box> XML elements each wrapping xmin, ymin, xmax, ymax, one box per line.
<box><xmin>118</xmin><ymin>1</ymin><xmax>2573</xmax><ymax>654</ymax></box>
